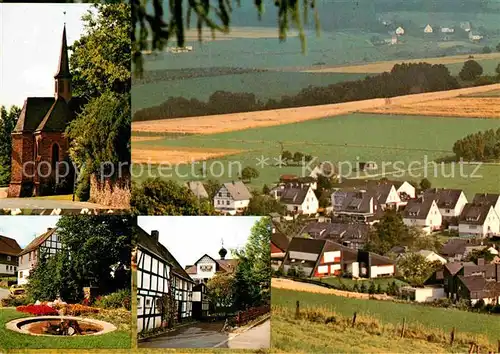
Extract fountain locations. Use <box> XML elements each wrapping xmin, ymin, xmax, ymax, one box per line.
<box><xmin>6</xmin><ymin>316</ymin><xmax>116</xmax><ymax>336</ymax></box>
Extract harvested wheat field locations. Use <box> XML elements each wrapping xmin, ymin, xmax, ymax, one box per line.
<box><xmin>363</xmin><ymin>97</ymin><xmax>500</xmax><ymax>118</ymax></box>
<box><xmin>271</xmin><ymin>278</ymin><xmax>392</xmax><ymax>300</ymax></box>
<box><xmin>183</xmin><ymin>26</ymin><xmax>298</xmax><ymax>42</ymax></box>
<box><xmin>132</xmin><ymin>146</ymin><xmax>244</xmax><ymax>164</ymax></box>
<box><xmin>301</xmin><ymin>52</ymin><xmax>500</xmax><ymax>73</ymax></box>
<box><xmin>132</xmin><ymin>84</ymin><xmax>500</xmax><ymax>135</ymax></box>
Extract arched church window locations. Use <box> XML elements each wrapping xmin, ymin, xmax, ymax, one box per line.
<box><xmin>51</xmin><ymin>143</ymin><xmax>60</xmax><ymax>172</ymax></box>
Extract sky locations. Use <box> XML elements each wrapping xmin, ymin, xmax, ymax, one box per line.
<box><xmin>137</xmin><ymin>216</ymin><xmax>263</xmax><ymax>268</ymax></box>
<box><xmin>0</xmin><ymin>216</ymin><xmax>60</xmax><ymax>248</ymax></box>
<box><xmin>0</xmin><ymin>3</ymin><xmax>93</xmax><ymax>108</ymax></box>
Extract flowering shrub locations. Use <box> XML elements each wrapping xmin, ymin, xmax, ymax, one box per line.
<box><xmin>16</xmin><ymin>305</ymin><xmax>59</xmax><ymax>316</ymax></box>
<box><xmin>66</xmin><ymin>304</ymin><xmax>99</xmax><ymax>316</ymax></box>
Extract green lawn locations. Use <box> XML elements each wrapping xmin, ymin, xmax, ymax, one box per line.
<box><xmin>315</xmin><ymin>277</ymin><xmax>408</xmax><ymax>291</ymax></box>
<box><xmin>0</xmin><ymin>308</ymin><xmax>132</xmax><ymax>349</ymax></box>
<box><xmin>133</xmin><ymin>113</ymin><xmax>500</xmax><ymax>197</ymax></box>
<box><xmin>272</xmin><ymin>288</ymin><xmax>500</xmax><ymax>343</ymax></box>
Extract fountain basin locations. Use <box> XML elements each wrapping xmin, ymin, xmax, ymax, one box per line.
<box><xmin>6</xmin><ymin>316</ymin><xmax>117</xmax><ymax>336</ymax></box>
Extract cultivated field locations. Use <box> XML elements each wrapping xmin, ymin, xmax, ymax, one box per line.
<box><xmin>363</xmin><ymin>97</ymin><xmax>500</xmax><ymax>118</ymax></box>
<box><xmin>183</xmin><ymin>26</ymin><xmax>299</xmax><ymax>42</ymax></box>
<box><xmin>301</xmin><ymin>52</ymin><xmax>500</xmax><ymax>74</ymax></box>
<box><xmin>132</xmin><ymin>112</ymin><xmax>500</xmax><ymax>197</ymax></box>
<box><xmin>272</xmin><ymin>288</ymin><xmax>500</xmax><ymax>344</ymax></box>
<box><xmin>131</xmin><ymin>84</ymin><xmax>500</xmax><ymax>135</ymax></box>
<box><xmin>131</xmin><ymin>146</ymin><xmax>244</xmax><ymax>165</ymax></box>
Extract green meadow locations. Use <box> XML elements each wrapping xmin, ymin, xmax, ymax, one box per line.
<box><xmin>272</xmin><ymin>288</ymin><xmax>500</xmax><ymax>344</ymax></box>
<box><xmin>132</xmin><ymin>113</ymin><xmax>500</xmax><ymax>197</ymax></box>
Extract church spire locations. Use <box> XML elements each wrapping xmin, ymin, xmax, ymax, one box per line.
<box><xmin>54</xmin><ymin>23</ymin><xmax>72</xmax><ymax>101</ymax></box>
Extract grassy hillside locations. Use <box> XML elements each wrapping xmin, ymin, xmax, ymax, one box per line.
<box><xmin>272</xmin><ymin>288</ymin><xmax>500</xmax><ymax>344</ymax></box>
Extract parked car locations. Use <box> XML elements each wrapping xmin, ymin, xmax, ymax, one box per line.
<box><xmin>9</xmin><ymin>284</ymin><xmax>26</xmax><ymax>296</ymax></box>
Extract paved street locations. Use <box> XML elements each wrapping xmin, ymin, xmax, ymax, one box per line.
<box><xmin>139</xmin><ymin>319</ymin><xmax>271</xmax><ymax>349</ymax></box>
<box><xmin>0</xmin><ymin>198</ymin><xmax>116</xmax><ymax>210</ymax></box>
<box><xmin>0</xmin><ymin>288</ymin><xmax>10</xmax><ymax>300</ymax></box>
<box><xmin>225</xmin><ymin>319</ymin><xmax>271</xmax><ymax>349</ymax></box>
<box><xmin>139</xmin><ymin>321</ymin><xmax>229</xmax><ymax>348</ymax></box>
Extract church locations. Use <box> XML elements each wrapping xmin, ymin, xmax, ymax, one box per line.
<box><xmin>8</xmin><ymin>25</ymin><xmax>86</xmax><ymax>197</ymax></box>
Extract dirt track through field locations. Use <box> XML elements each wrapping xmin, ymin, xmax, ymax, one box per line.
<box><xmin>131</xmin><ymin>84</ymin><xmax>500</xmax><ymax>135</ymax></box>
<box><xmin>363</xmin><ymin>97</ymin><xmax>500</xmax><ymax>118</ymax></box>
<box><xmin>271</xmin><ymin>278</ymin><xmax>393</xmax><ymax>300</ymax></box>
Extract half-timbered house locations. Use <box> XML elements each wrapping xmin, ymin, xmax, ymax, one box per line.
<box><xmin>17</xmin><ymin>227</ymin><xmax>62</xmax><ymax>285</ymax></box>
<box><xmin>136</xmin><ymin>228</ymin><xmax>194</xmax><ymax>333</ymax></box>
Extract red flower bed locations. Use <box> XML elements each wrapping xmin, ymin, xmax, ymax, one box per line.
<box><xmin>16</xmin><ymin>305</ymin><xmax>59</xmax><ymax>316</ymax></box>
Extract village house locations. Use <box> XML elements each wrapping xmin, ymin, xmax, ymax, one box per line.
<box><xmin>192</xmin><ymin>283</ymin><xmax>209</xmax><ymax>320</ymax></box>
<box><xmin>440</xmin><ymin>238</ymin><xmax>494</xmax><ymax>262</ymax></box>
<box><xmin>395</xmin><ymin>26</ymin><xmax>405</xmax><ymax>36</ymax></box>
<box><xmin>444</xmin><ymin>260</ymin><xmax>500</xmax><ymax>305</ymax></box>
<box><xmin>473</xmin><ymin>193</ymin><xmax>500</xmax><ymax>218</ymax></box>
<box><xmin>402</xmin><ymin>197</ymin><xmax>442</xmax><ymax>234</ymax></box>
<box><xmin>185</xmin><ymin>246</ymin><xmax>238</xmax><ymax>285</ymax></box>
<box><xmin>185</xmin><ymin>181</ymin><xmax>209</xmax><ymax>199</ymax></box>
<box><xmin>300</xmin><ymin>222</ymin><xmax>370</xmax><ymax>250</ymax></box>
<box><xmin>271</xmin><ymin>224</ymin><xmax>290</xmax><ymax>270</ymax></box>
<box><xmin>8</xmin><ymin>25</ymin><xmax>86</xmax><ymax>198</ymax></box>
<box><xmin>0</xmin><ymin>235</ymin><xmax>21</xmax><ymax>277</ymax></box>
<box><xmin>424</xmin><ymin>24</ymin><xmax>433</xmax><ymax>33</ymax></box>
<box><xmin>331</xmin><ymin>189</ymin><xmax>382</xmax><ymax>223</ymax></box>
<box><xmin>414</xmin><ymin>250</ymin><xmax>447</xmax><ymax>264</ymax></box>
<box><xmin>424</xmin><ymin>188</ymin><xmax>468</xmax><ymax>221</ymax></box>
<box><xmin>213</xmin><ymin>181</ymin><xmax>251</xmax><ymax>215</ymax></box>
<box><xmin>367</xmin><ymin>183</ymin><xmax>401</xmax><ymax>209</ymax></box>
<box><xmin>458</xmin><ymin>203</ymin><xmax>500</xmax><ymax>238</ymax></box>
<box><xmin>281</xmin><ymin>237</ymin><xmax>395</xmax><ymax>279</ymax></box>
<box><xmin>136</xmin><ymin>229</ymin><xmax>194</xmax><ymax>333</ymax></box>
<box><xmin>469</xmin><ymin>32</ymin><xmax>483</xmax><ymax>42</ymax></box>
<box><xmin>460</xmin><ymin>21</ymin><xmax>472</xmax><ymax>32</ymax></box>
<box><xmin>279</xmin><ymin>185</ymin><xmax>319</xmax><ymax>216</ymax></box>
<box><xmin>441</xmin><ymin>27</ymin><xmax>455</xmax><ymax>33</ymax></box>
<box><xmin>17</xmin><ymin>228</ymin><xmax>62</xmax><ymax>285</ymax></box>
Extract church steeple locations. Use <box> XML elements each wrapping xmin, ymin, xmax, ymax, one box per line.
<box><xmin>54</xmin><ymin>24</ymin><xmax>72</xmax><ymax>102</ymax></box>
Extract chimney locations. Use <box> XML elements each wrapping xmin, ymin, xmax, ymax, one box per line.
<box><xmin>477</xmin><ymin>258</ymin><xmax>485</xmax><ymax>266</ymax></box>
<box><xmin>151</xmin><ymin>230</ymin><xmax>159</xmax><ymax>242</ymax></box>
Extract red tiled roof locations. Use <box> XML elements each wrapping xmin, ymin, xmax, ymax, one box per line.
<box><xmin>0</xmin><ymin>235</ymin><xmax>22</xmax><ymax>256</ymax></box>
<box><xmin>19</xmin><ymin>228</ymin><xmax>57</xmax><ymax>256</ymax></box>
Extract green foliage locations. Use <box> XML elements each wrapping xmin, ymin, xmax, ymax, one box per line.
<box><xmin>452</xmin><ymin>128</ymin><xmax>500</xmax><ymax>161</ymax></box>
<box><xmin>282</xmin><ymin>150</ymin><xmax>293</xmax><ymax>162</ymax></box>
<box><xmin>1</xmin><ymin>295</ymin><xmax>32</xmax><ymax>308</ymax></box>
<box><xmin>244</xmin><ymin>194</ymin><xmax>286</xmax><ymax>215</ymax></box>
<box><xmin>233</xmin><ymin>217</ymin><xmax>272</xmax><ymax>307</ymax></box>
<box><xmin>27</xmin><ymin>215</ymin><xmax>133</xmax><ymax>303</ymax></box>
<box><xmin>131</xmin><ymin>0</ymin><xmax>319</xmax><ymax>74</ymax></box>
<box><xmin>459</xmin><ymin>60</ymin><xmax>484</xmax><ymax>81</ymax></box>
<box><xmin>0</xmin><ymin>105</ymin><xmax>21</xmax><ymax>186</ymax></box>
<box><xmin>94</xmin><ymin>289</ymin><xmax>131</xmax><ymax>310</ymax></box>
<box><xmin>359</xmin><ymin>283</ymin><xmax>367</xmax><ymax>293</ymax></box>
<box><xmin>204</xmin><ymin>179</ymin><xmax>221</xmax><ymax>199</ymax></box>
<box><xmin>482</xmin><ymin>46</ymin><xmax>492</xmax><ymax>54</ymax></box>
<box><xmin>293</xmin><ymin>152</ymin><xmax>304</xmax><ymax>164</ymax></box>
<box><xmin>131</xmin><ymin>178</ymin><xmax>216</xmax><ymax>215</ymax></box>
<box><xmin>75</xmin><ymin>168</ymin><xmax>91</xmax><ymax>201</ymax></box>
<box><xmin>206</xmin><ymin>273</ymin><xmax>235</xmax><ymax>309</ymax></box>
<box><xmin>397</xmin><ymin>253</ymin><xmax>442</xmax><ymax>286</ymax></box>
<box><xmin>365</xmin><ymin>209</ymin><xmax>412</xmax><ymax>255</ymax></box>
<box><xmin>67</xmin><ymin>91</ymin><xmax>131</xmax><ymax>176</ymax></box>
<box><xmin>368</xmin><ymin>282</ymin><xmax>376</xmax><ymax>295</ymax></box>
<box><xmin>133</xmin><ymin>63</ymin><xmax>460</xmax><ymax>121</ymax></box>
<box><xmin>241</xmin><ymin>166</ymin><xmax>259</xmax><ymax>182</ymax></box>
<box><xmin>465</xmin><ymin>248</ymin><xmax>495</xmax><ymax>264</ymax></box>
<box><xmin>70</xmin><ymin>3</ymin><xmax>131</xmax><ymax>98</ymax></box>
<box><xmin>497</xmin><ymin>43</ymin><xmax>500</xmax><ymax>52</ymax></box>
<box><xmin>262</xmin><ymin>184</ymin><xmax>270</xmax><ymax>195</ymax></box>
<box><xmin>419</xmin><ymin>178</ymin><xmax>432</xmax><ymax>191</ymax></box>
<box><xmin>27</xmin><ymin>250</ymin><xmax>82</xmax><ymax>303</ymax></box>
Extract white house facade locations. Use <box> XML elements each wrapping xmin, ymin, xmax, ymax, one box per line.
<box><xmin>403</xmin><ymin>199</ymin><xmax>442</xmax><ymax>234</ymax></box>
<box><xmin>17</xmin><ymin>228</ymin><xmax>62</xmax><ymax>285</ymax></box>
<box><xmin>459</xmin><ymin>205</ymin><xmax>500</xmax><ymax>238</ymax></box>
<box><xmin>213</xmin><ymin>182</ymin><xmax>251</xmax><ymax>215</ymax></box>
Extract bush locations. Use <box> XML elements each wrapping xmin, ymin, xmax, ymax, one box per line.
<box><xmin>16</xmin><ymin>304</ymin><xmax>58</xmax><ymax>316</ymax></box>
<box><xmin>94</xmin><ymin>289</ymin><xmax>131</xmax><ymax>310</ymax></box>
<box><xmin>1</xmin><ymin>296</ymin><xmax>31</xmax><ymax>307</ymax></box>
<box><xmin>75</xmin><ymin>170</ymin><xmax>91</xmax><ymax>201</ymax></box>
<box><xmin>65</xmin><ymin>304</ymin><xmax>100</xmax><ymax>316</ymax></box>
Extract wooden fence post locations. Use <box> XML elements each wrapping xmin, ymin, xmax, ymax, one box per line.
<box><xmin>468</xmin><ymin>343</ymin><xmax>475</xmax><ymax>354</ymax></box>
<box><xmin>450</xmin><ymin>327</ymin><xmax>455</xmax><ymax>346</ymax></box>
<box><xmin>400</xmin><ymin>317</ymin><xmax>406</xmax><ymax>338</ymax></box>
<box><xmin>352</xmin><ymin>312</ymin><xmax>357</xmax><ymax>328</ymax></box>
<box><xmin>295</xmin><ymin>300</ymin><xmax>300</xmax><ymax>319</ymax></box>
